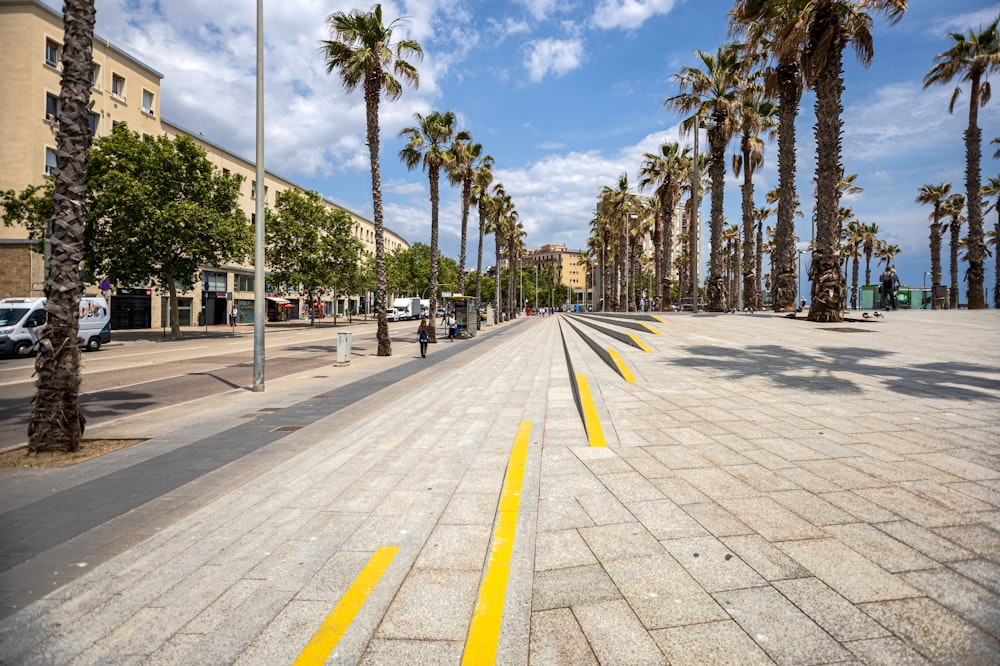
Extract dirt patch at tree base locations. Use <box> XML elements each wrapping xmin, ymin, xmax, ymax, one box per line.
<box><xmin>0</xmin><ymin>439</ymin><xmax>146</xmax><ymax>468</ymax></box>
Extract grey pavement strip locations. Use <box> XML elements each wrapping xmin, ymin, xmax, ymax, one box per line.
<box><xmin>0</xmin><ymin>310</ymin><xmax>998</xmax><ymax>665</ymax></box>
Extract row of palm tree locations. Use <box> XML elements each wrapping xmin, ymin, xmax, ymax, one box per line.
<box><xmin>322</xmin><ymin>4</ymin><xmax>526</xmax><ymax>354</ymax></box>
<box><xmin>589</xmin><ymin>2</ymin><xmax>996</xmax><ymax>320</ymax></box>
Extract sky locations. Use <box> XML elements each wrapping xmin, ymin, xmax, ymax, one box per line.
<box><xmin>51</xmin><ymin>0</ymin><xmax>1000</xmax><ymax>302</ymax></box>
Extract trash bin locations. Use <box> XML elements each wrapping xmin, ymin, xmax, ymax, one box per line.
<box><xmin>336</xmin><ymin>331</ymin><xmax>352</xmax><ymax>364</ymax></box>
<box><xmin>931</xmin><ymin>284</ymin><xmax>948</xmax><ymax>309</ymax></box>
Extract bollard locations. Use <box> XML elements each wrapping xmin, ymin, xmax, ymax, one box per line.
<box><xmin>336</xmin><ymin>331</ymin><xmax>352</xmax><ymax>365</ymax></box>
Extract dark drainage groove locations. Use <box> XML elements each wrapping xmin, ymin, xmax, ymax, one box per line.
<box><xmin>825</xmin><ymin>327</ymin><xmax>874</xmax><ymax>333</ymax></box>
<box><xmin>272</xmin><ymin>426</ymin><xmax>303</xmax><ymax>432</ymax></box>
<box><xmin>259</xmin><ymin>407</ymin><xmax>282</xmax><ymax>412</ymax></box>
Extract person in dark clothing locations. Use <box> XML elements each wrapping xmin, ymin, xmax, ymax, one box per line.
<box><xmin>417</xmin><ymin>318</ymin><xmax>430</xmax><ymax>358</ymax></box>
<box><xmin>880</xmin><ymin>269</ymin><xmax>893</xmax><ymax>310</ymax></box>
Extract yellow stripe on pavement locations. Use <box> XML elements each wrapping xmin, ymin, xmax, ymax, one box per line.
<box><xmin>639</xmin><ymin>322</ymin><xmax>663</xmax><ymax>335</ymax></box>
<box><xmin>651</xmin><ymin>315</ymin><xmax>669</xmax><ymax>324</ymax></box>
<box><xmin>627</xmin><ymin>333</ymin><xmax>653</xmax><ymax>353</ymax></box>
<box><xmin>293</xmin><ymin>545</ymin><xmax>399</xmax><ymax>666</ymax></box>
<box><xmin>606</xmin><ymin>349</ymin><xmax>636</xmax><ymax>383</ymax></box>
<box><xmin>575</xmin><ymin>374</ymin><xmax>607</xmax><ymax>448</ymax></box>
<box><xmin>463</xmin><ymin>420</ymin><xmax>533</xmax><ymax>666</ymax></box>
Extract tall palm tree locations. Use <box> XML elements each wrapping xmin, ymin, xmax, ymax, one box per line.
<box><xmin>915</xmin><ymin>182</ymin><xmax>952</xmax><ymax>308</ymax></box>
<box><xmin>753</xmin><ymin>205</ymin><xmax>772</xmax><ymax>309</ymax></box>
<box><xmin>667</xmin><ymin>42</ymin><xmax>743</xmax><ymax>311</ymax></box>
<box><xmin>600</xmin><ymin>174</ymin><xmax>637</xmax><ymax>312</ymax></box>
<box><xmin>731</xmin><ymin>0</ymin><xmax>808</xmax><ymax>312</ymax></box>
<box><xmin>447</xmin><ymin>135</ymin><xmax>482</xmax><ymax>295</ymax></box>
<box><xmin>470</xmin><ymin>154</ymin><xmax>494</xmax><ymax>308</ymax></box>
<box><xmin>984</xmin><ymin>175</ymin><xmax>1000</xmax><ymax>308</ymax></box>
<box><xmin>842</xmin><ymin>218</ymin><xmax>864</xmax><ymax>309</ymax></box>
<box><xmin>639</xmin><ymin>142</ymin><xmax>690</xmax><ymax>310</ymax></box>
<box><xmin>733</xmin><ymin>78</ymin><xmax>777</xmax><ymax>311</ymax></box>
<box><xmin>323</xmin><ymin>5</ymin><xmax>421</xmax><ymax>356</ymax></box>
<box><xmin>859</xmin><ymin>221</ymin><xmax>880</xmax><ymax>286</ymax></box>
<box><xmin>796</xmin><ymin>0</ymin><xmax>907</xmax><ymax>322</ymax></box>
<box><xmin>399</xmin><ymin>110</ymin><xmax>462</xmax><ymax>343</ymax></box>
<box><xmin>29</xmin><ymin>0</ymin><xmax>95</xmax><ymax>453</ymax></box>
<box><xmin>941</xmin><ymin>193</ymin><xmax>966</xmax><ymax>309</ymax></box>
<box><xmin>924</xmin><ymin>16</ymin><xmax>1000</xmax><ymax>309</ymax></box>
<box><xmin>490</xmin><ymin>184</ymin><xmax>515</xmax><ymax>320</ymax></box>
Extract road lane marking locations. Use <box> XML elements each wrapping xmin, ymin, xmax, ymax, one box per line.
<box><xmin>463</xmin><ymin>420</ymin><xmax>532</xmax><ymax>666</ymax></box>
<box><xmin>293</xmin><ymin>545</ymin><xmax>399</xmax><ymax>666</ymax></box>
<box><xmin>575</xmin><ymin>374</ymin><xmax>606</xmax><ymax>448</ymax></box>
<box><xmin>626</xmin><ymin>333</ymin><xmax>653</xmax><ymax>353</ymax></box>
<box><xmin>605</xmin><ymin>349</ymin><xmax>636</xmax><ymax>383</ymax></box>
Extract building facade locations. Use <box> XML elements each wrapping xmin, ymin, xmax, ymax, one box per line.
<box><xmin>0</xmin><ymin>0</ymin><xmax>409</xmax><ymax>327</ymax></box>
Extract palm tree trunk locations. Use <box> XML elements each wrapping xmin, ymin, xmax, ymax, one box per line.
<box><xmin>167</xmin><ymin>276</ymin><xmax>180</xmax><ymax>335</ymax></box>
<box><xmin>851</xmin><ymin>255</ymin><xmax>859</xmax><ymax>309</ymax></box>
<box><xmin>772</xmin><ymin>62</ymin><xmax>800</xmax><ymax>312</ymax></box>
<box><xmin>28</xmin><ymin>0</ymin><xmax>95</xmax><ymax>454</ymax></box>
<box><xmin>995</xmin><ymin>215</ymin><xmax>1000</xmax><ymax>309</ymax></box>
<box><xmin>458</xmin><ymin>178</ymin><xmax>471</xmax><ymax>295</ymax></box>
<box><xmin>475</xmin><ymin>200</ymin><xmax>484</xmax><ymax>306</ymax></box>
<box><xmin>741</xmin><ymin>142</ymin><xmax>755</xmax><ymax>311</ymax></box>
<box><xmin>964</xmin><ymin>72</ymin><xmax>986</xmax><ymax>308</ymax></box>
<box><xmin>754</xmin><ymin>218</ymin><xmax>764</xmax><ymax>310</ymax></box>
<box><xmin>950</xmin><ymin>218</ymin><xmax>960</xmax><ymax>309</ymax></box>
<box><xmin>930</xmin><ymin>221</ymin><xmax>943</xmax><ymax>309</ymax></box>
<box><xmin>494</xmin><ymin>231</ymin><xmax>501</xmax><ymax>323</ymax></box>
<box><xmin>707</xmin><ymin>125</ymin><xmax>727</xmax><ymax>312</ymax></box>
<box><xmin>652</xmin><ymin>207</ymin><xmax>663</xmax><ymax>309</ymax></box>
<box><xmin>364</xmin><ymin>76</ymin><xmax>391</xmax><ymax>356</ymax></box>
<box><xmin>807</xmin><ymin>8</ymin><xmax>846</xmax><ymax>323</ymax></box>
<box><xmin>660</xmin><ymin>191</ymin><xmax>674</xmax><ymax>309</ymax></box>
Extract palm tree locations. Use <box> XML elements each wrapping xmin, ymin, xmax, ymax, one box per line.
<box><xmin>490</xmin><ymin>184</ymin><xmax>515</xmax><ymax>320</ymax></box>
<box><xmin>730</xmin><ymin>0</ymin><xmax>808</xmax><ymax>313</ymax></box>
<box><xmin>29</xmin><ymin>0</ymin><xmax>95</xmax><ymax>453</ymax></box>
<box><xmin>984</xmin><ymin>175</ymin><xmax>1000</xmax><ymax>308</ymax></box>
<box><xmin>599</xmin><ymin>174</ymin><xmax>637</xmax><ymax>312</ymax></box>
<box><xmin>753</xmin><ymin>205</ymin><xmax>772</xmax><ymax>309</ymax></box>
<box><xmin>859</xmin><ymin>221</ymin><xmax>880</xmax><ymax>286</ymax></box>
<box><xmin>322</xmin><ymin>5</ymin><xmax>421</xmax><ymax>356</ymax></box>
<box><xmin>638</xmin><ymin>142</ymin><xmax>690</xmax><ymax>310</ymax></box>
<box><xmin>788</xmin><ymin>0</ymin><xmax>908</xmax><ymax>322</ymax></box>
<box><xmin>667</xmin><ymin>42</ymin><xmax>743</xmax><ymax>311</ymax></box>
<box><xmin>399</xmin><ymin>111</ymin><xmax>463</xmax><ymax>343</ymax></box>
<box><xmin>941</xmin><ymin>193</ymin><xmax>966</xmax><ymax>309</ymax></box>
<box><xmin>470</xmin><ymin>154</ymin><xmax>494</xmax><ymax>308</ymax></box>
<box><xmin>447</xmin><ymin>136</ymin><xmax>482</xmax><ymax>295</ymax></box>
<box><xmin>733</xmin><ymin>78</ymin><xmax>777</xmax><ymax>311</ymax></box>
<box><xmin>842</xmin><ymin>218</ymin><xmax>864</xmax><ymax>309</ymax></box>
<box><xmin>923</xmin><ymin>16</ymin><xmax>1000</xmax><ymax>309</ymax></box>
<box><xmin>915</xmin><ymin>182</ymin><xmax>952</xmax><ymax>308</ymax></box>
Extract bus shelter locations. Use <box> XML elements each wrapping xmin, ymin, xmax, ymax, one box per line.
<box><xmin>444</xmin><ymin>295</ymin><xmax>477</xmax><ymax>338</ymax></box>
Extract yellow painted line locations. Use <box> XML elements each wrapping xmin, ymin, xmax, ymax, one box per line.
<box><xmin>463</xmin><ymin>420</ymin><xmax>532</xmax><ymax>666</ymax></box>
<box><xmin>294</xmin><ymin>545</ymin><xmax>399</xmax><ymax>666</ymax></box>
<box><xmin>575</xmin><ymin>374</ymin><xmax>607</xmax><ymax>448</ymax></box>
<box><xmin>627</xmin><ymin>333</ymin><xmax>653</xmax><ymax>353</ymax></box>
<box><xmin>639</xmin><ymin>322</ymin><xmax>663</xmax><ymax>336</ymax></box>
<box><xmin>605</xmin><ymin>348</ymin><xmax>636</xmax><ymax>383</ymax></box>
<box><xmin>651</xmin><ymin>315</ymin><xmax>669</xmax><ymax>324</ymax></box>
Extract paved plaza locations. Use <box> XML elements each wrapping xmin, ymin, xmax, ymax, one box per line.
<box><xmin>0</xmin><ymin>310</ymin><xmax>998</xmax><ymax>665</ymax></box>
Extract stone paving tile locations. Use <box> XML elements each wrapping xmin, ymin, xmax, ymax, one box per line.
<box><xmin>910</xmin><ymin>452</ymin><xmax>1000</xmax><ymax>481</ymax></box>
<box><xmin>531</xmin><ymin>564</ymin><xmax>622</xmax><ymax>611</ymax></box>
<box><xmin>359</xmin><ymin>639</ymin><xmax>463</xmax><ymax>665</ymax></box>
<box><xmin>725</xmin><ymin>464</ymin><xmax>801</xmax><ymax>493</ymax></box>
<box><xmin>413</xmin><ymin>523</ymin><xmax>490</xmax><ymax>571</ymax></box>
<box><xmin>375</xmin><ymin>569</ymin><xmax>479</xmax><ymax>641</ymax></box>
<box><xmin>534</xmin><ymin>529</ymin><xmax>598</xmax><ymax>571</ymax></box>
<box><xmin>859</xmin><ymin>597</ymin><xmax>1000</xmax><ymax>664</ymax></box>
<box><xmin>902</xmin><ymin>567</ymin><xmax>1000</xmax><ymax>639</ymax></box>
<box><xmin>575</xmin><ymin>492</ymin><xmax>635</xmax><ymax>526</ymax></box>
<box><xmin>630</xmin><ymin>499</ymin><xmax>710</xmax><ymax>540</ymax></box>
<box><xmin>535</xmin><ymin>498</ymin><xmax>595</xmax><ymax>532</ymax></box>
<box><xmin>577</xmin><ymin>522</ymin><xmax>664</xmax><ymax>561</ymax></box>
<box><xmin>768</xmin><ymin>489</ymin><xmax>856</xmax><ymax>525</ymax></box>
<box><xmin>683</xmin><ymin>501</ymin><xmax>755</xmax><ymax>537</ymax></box>
<box><xmin>662</xmin><ymin>536</ymin><xmax>767</xmax><ymax>592</ymax></box>
<box><xmin>572</xmin><ymin>600</ymin><xmax>667</xmax><ymax>665</ymax></box>
<box><xmin>528</xmin><ymin>608</ymin><xmax>599</xmax><ymax>666</ymax></box>
<box><xmin>776</xmin><ymin>538</ymin><xmax>921</xmax><ymax>604</ymax></box>
<box><xmin>902</xmin><ymin>479</ymin><xmax>998</xmax><ymax>513</ymax></box>
<box><xmin>651</xmin><ymin>619</ymin><xmax>774</xmax><ymax>666</ymax></box>
<box><xmin>718</xmin><ymin>496</ymin><xmax>826</xmax><ymax>541</ymax></box>
<box><xmin>714</xmin><ymin>585</ymin><xmax>851</xmax><ymax>665</ymax></box>
<box><xmin>824</xmin><ymin>522</ymin><xmax>938</xmax><ymax>573</ymax></box>
<box><xmin>650</xmin><ymin>476</ymin><xmax>712</xmax><ymax>505</ymax></box>
<box><xmin>820</xmin><ymin>490</ymin><xmax>900</xmax><ymax>523</ymax></box>
<box><xmin>720</xmin><ymin>535</ymin><xmax>810</xmax><ymax>582</ymax></box>
<box><xmin>854</xmin><ymin>486</ymin><xmax>973</xmax><ymax>528</ymax></box>
<box><xmin>596</xmin><ymin>471</ymin><xmax>665</xmax><ymax>502</ymax></box>
<box><xmin>644</xmin><ymin>445</ymin><xmax>713</xmax><ymax>470</ymax></box>
<box><xmin>772</xmin><ymin>577</ymin><xmax>891</xmax><ymax>642</ymax></box>
<box><xmin>843</xmin><ymin>636</ymin><xmax>933</xmax><ymax>665</ymax></box>
<box><xmin>741</xmin><ymin>448</ymin><xmax>799</xmax><ymax>471</ymax></box>
<box><xmin>949</xmin><ymin>559</ymin><xmax>1000</xmax><ymax>595</ymax></box>
<box><xmin>683</xmin><ymin>468</ymin><xmax>760</xmax><ymax>499</ymax></box>
<box><xmin>602</xmin><ymin>554</ymin><xmax>729</xmax><ymax>629</ymax></box>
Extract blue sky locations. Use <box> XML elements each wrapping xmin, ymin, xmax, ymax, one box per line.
<box><xmin>68</xmin><ymin>0</ymin><xmax>1000</xmax><ymax>300</ymax></box>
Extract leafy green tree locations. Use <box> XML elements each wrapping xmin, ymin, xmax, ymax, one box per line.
<box><xmin>386</xmin><ymin>243</ymin><xmax>459</xmax><ymax>300</ymax></box>
<box><xmin>322</xmin><ymin>4</ymin><xmax>422</xmax><ymax>355</ymax></box>
<box><xmin>86</xmin><ymin>123</ymin><xmax>251</xmax><ymax>335</ymax></box>
<box><xmin>26</xmin><ymin>0</ymin><xmax>95</xmax><ymax>453</ymax></box>
<box><xmin>265</xmin><ymin>189</ymin><xmax>361</xmax><ymax>326</ymax></box>
<box><xmin>924</xmin><ymin>15</ymin><xmax>999</xmax><ymax>309</ymax></box>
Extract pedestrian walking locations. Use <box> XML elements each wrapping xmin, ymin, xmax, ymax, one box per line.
<box><xmin>879</xmin><ymin>268</ymin><xmax>893</xmax><ymax>310</ymax></box>
<box><xmin>890</xmin><ymin>267</ymin><xmax>901</xmax><ymax>309</ymax></box>
<box><xmin>416</xmin><ymin>317</ymin><xmax>429</xmax><ymax>358</ymax></box>
<box><xmin>229</xmin><ymin>304</ymin><xmax>239</xmax><ymax>327</ymax></box>
<box><xmin>447</xmin><ymin>312</ymin><xmax>457</xmax><ymax>341</ymax></box>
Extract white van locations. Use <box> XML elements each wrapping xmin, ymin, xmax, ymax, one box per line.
<box><xmin>0</xmin><ymin>297</ymin><xmax>111</xmax><ymax>357</ymax></box>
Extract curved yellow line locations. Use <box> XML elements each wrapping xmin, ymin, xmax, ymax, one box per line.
<box><xmin>639</xmin><ymin>322</ymin><xmax>663</xmax><ymax>336</ymax></box>
<box><xmin>627</xmin><ymin>333</ymin><xmax>653</xmax><ymax>353</ymax></box>
<box><xmin>651</xmin><ymin>315</ymin><xmax>668</xmax><ymax>324</ymax></box>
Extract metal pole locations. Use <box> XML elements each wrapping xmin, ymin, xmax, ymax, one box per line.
<box><xmin>690</xmin><ymin>115</ymin><xmax>700</xmax><ymax>309</ymax></box>
<box><xmin>252</xmin><ymin>0</ymin><xmax>265</xmax><ymax>392</ymax></box>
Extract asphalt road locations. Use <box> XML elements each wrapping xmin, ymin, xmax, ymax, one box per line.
<box><xmin>0</xmin><ymin>320</ymin><xmax>425</xmax><ymax>450</ymax></box>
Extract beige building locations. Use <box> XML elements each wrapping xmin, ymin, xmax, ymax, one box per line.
<box><xmin>0</xmin><ymin>0</ymin><xmax>408</xmax><ymax>327</ymax></box>
<box><xmin>520</xmin><ymin>244</ymin><xmax>592</xmax><ymax>308</ymax></box>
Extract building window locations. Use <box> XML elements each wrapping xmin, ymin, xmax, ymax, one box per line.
<box><xmin>251</xmin><ymin>180</ymin><xmax>268</xmax><ymax>199</ymax></box>
<box><xmin>45</xmin><ymin>92</ymin><xmax>61</xmax><ymax>121</ymax></box>
<box><xmin>141</xmin><ymin>89</ymin><xmax>154</xmax><ymax>115</ymax></box>
<box><xmin>236</xmin><ymin>274</ymin><xmax>254</xmax><ymax>292</ymax></box>
<box><xmin>88</xmin><ymin>112</ymin><xmax>99</xmax><ymax>136</ymax></box>
<box><xmin>111</xmin><ymin>73</ymin><xmax>125</xmax><ymax>98</ymax></box>
<box><xmin>90</xmin><ymin>62</ymin><xmax>100</xmax><ymax>88</ymax></box>
<box><xmin>203</xmin><ymin>271</ymin><xmax>227</xmax><ymax>292</ymax></box>
<box><xmin>45</xmin><ymin>39</ymin><xmax>61</xmax><ymax>67</ymax></box>
<box><xmin>44</xmin><ymin>147</ymin><xmax>58</xmax><ymax>176</ymax></box>
<box><xmin>223</xmin><ymin>168</ymin><xmax>231</xmax><ymax>178</ymax></box>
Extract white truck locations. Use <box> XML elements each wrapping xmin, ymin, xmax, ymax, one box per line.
<box><xmin>392</xmin><ymin>297</ymin><xmax>422</xmax><ymax>320</ymax></box>
<box><xmin>0</xmin><ymin>297</ymin><xmax>111</xmax><ymax>357</ymax></box>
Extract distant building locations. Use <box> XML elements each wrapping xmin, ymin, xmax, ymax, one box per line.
<box><xmin>0</xmin><ymin>0</ymin><xmax>409</xmax><ymax>326</ymax></box>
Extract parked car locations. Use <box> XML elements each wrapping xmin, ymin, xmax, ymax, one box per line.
<box><xmin>0</xmin><ymin>296</ymin><xmax>111</xmax><ymax>357</ymax></box>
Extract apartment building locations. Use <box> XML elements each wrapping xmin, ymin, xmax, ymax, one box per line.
<box><xmin>0</xmin><ymin>0</ymin><xmax>408</xmax><ymax>327</ymax></box>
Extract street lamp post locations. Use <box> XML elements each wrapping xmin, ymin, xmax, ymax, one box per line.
<box><xmin>923</xmin><ymin>271</ymin><xmax>931</xmax><ymax>309</ymax></box>
<box><xmin>797</xmin><ymin>249</ymin><xmax>804</xmax><ymax>308</ymax></box>
<box><xmin>252</xmin><ymin>0</ymin><xmax>265</xmax><ymax>392</ymax></box>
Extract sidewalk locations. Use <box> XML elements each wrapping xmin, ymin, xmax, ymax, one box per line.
<box><xmin>0</xmin><ymin>310</ymin><xmax>998</xmax><ymax>664</ymax></box>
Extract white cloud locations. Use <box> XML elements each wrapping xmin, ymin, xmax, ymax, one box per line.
<box><xmin>516</xmin><ymin>0</ymin><xmax>564</xmax><ymax>22</ymax></box>
<box><xmin>592</xmin><ymin>0</ymin><xmax>678</xmax><ymax>31</ymax></box>
<box><xmin>524</xmin><ymin>38</ymin><xmax>585</xmax><ymax>83</ymax></box>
